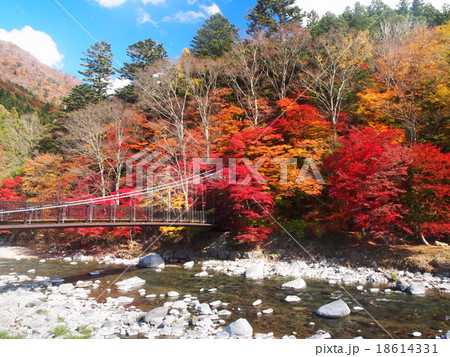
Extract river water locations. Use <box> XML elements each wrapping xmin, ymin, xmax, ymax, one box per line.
<box><xmin>1</xmin><ymin>258</ymin><xmax>449</xmax><ymax>339</ymax></box>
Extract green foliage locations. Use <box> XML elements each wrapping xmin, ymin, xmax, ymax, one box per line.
<box><xmin>0</xmin><ymin>331</ymin><xmax>24</xmax><ymax>339</ymax></box>
<box><xmin>62</xmin><ymin>84</ymin><xmax>102</xmax><ymax>112</ymax></box>
<box><xmin>121</xmin><ymin>38</ymin><xmax>167</xmax><ymax>80</ymax></box>
<box><xmin>114</xmin><ymin>84</ymin><xmax>138</xmax><ymax>103</ymax></box>
<box><xmin>52</xmin><ymin>325</ymin><xmax>67</xmax><ymax>337</ymax></box>
<box><xmin>190</xmin><ymin>13</ymin><xmax>239</xmax><ymax>59</ymax></box>
<box><xmin>78</xmin><ymin>40</ymin><xmax>115</xmax><ymax>96</ymax></box>
<box><xmin>36</xmin><ymin>309</ymin><xmax>48</xmax><ymax>315</ymax></box>
<box><xmin>246</xmin><ymin>0</ymin><xmax>303</xmax><ymax>35</ymax></box>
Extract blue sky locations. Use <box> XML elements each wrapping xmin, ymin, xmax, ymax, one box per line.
<box><xmin>0</xmin><ymin>0</ymin><xmax>448</xmax><ymax>79</ymax></box>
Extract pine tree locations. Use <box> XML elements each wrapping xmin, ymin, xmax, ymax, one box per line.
<box><xmin>62</xmin><ymin>84</ymin><xmax>102</xmax><ymax>111</ymax></box>
<box><xmin>78</xmin><ymin>40</ymin><xmax>115</xmax><ymax>96</ymax></box>
<box><xmin>245</xmin><ymin>0</ymin><xmax>303</xmax><ymax>35</ymax></box>
<box><xmin>190</xmin><ymin>13</ymin><xmax>239</xmax><ymax>59</ymax></box>
<box><xmin>121</xmin><ymin>38</ymin><xmax>167</xmax><ymax>80</ymax></box>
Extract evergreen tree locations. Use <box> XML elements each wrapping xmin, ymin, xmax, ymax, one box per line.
<box><xmin>246</xmin><ymin>0</ymin><xmax>303</xmax><ymax>35</ymax></box>
<box><xmin>62</xmin><ymin>84</ymin><xmax>102</xmax><ymax>112</ymax></box>
<box><xmin>78</xmin><ymin>40</ymin><xmax>115</xmax><ymax>96</ymax></box>
<box><xmin>190</xmin><ymin>13</ymin><xmax>239</xmax><ymax>59</ymax></box>
<box><xmin>121</xmin><ymin>38</ymin><xmax>167</xmax><ymax>80</ymax></box>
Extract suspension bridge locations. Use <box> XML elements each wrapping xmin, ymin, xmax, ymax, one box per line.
<box><xmin>0</xmin><ymin>172</ymin><xmax>216</xmax><ymax>231</ymax></box>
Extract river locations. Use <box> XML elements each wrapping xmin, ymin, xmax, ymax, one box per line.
<box><xmin>0</xmin><ymin>257</ymin><xmax>449</xmax><ymax>339</ymax></box>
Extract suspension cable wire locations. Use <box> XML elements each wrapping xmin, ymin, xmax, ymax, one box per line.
<box><xmin>0</xmin><ymin>169</ymin><xmax>221</xmax><ymax>215</ymax></box>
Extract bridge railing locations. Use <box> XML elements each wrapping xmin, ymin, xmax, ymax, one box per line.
<box><xmin>0</xmin><ymin>200</ymin><xmax>213</xmax><ymax>226</ymax></box>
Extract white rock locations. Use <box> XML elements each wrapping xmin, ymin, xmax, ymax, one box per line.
<box><xmin>353</xmin><ymin>306</ymin><xmax>364</xmax><ymax>311</ymax></box>
<box><xmin>370</xmin><ymin>288</ymin><xmax>380</xmax><ymax>293</ymax></box>
<box><xmin>208</xmin><ymin>288</ymin><xmax>217</xmax><ymax>293</ymax></box>
<box><xmin>281</xmin><ymin>278</ymin><xmax>306</xmax><ymax>290</ymax></box>
<box><xmin>252</xmin><ymin>299</ymin><xmax>262</xmax><ymax>306</ymax></box>
<box><xmin>285</xmin><ymin>295</ymin><xmax>301</xmax><ymax>302</ymax></box>
<box><xmin>223</xmin><ymin>318</ymin><xmax>253</xmax><ymax>337</ymax></box>
<box><xmin>146</xmin><ymin>294</ymin><xmax>157</xmax><ymax>299</ymax></box>
<box><xmin>245</xmin><ymin>264</ymin><xmax>264</xmax><ymax>279</ymax></box>
<box><xmin>39</xmin><ymin>259</ymin><xmax>46</xmax><ymax>263</ymax></box>
<box><xmin>27</xmin><ymin>269</ymin><xmax>35</xmax><ymax>274</ymax></box>
<box><xmin>195</xmin><ymin>271</ymin><xmax>208</xmax><ymax>278</ymax></box>
<box><xmin>412</xmin><ymin>331</ymin><xmax>422</xmax><ymax>337</ymax></box>
<box><xmin>167</xmin><ymin>291</ymin><xmax>179</xmax><ymax>298</ymax></box>
<box><xmin>262</xmin><ymin>308</ymin><xmax>273</xmax><ymax>314</ymax></box>
<box><xmin>183</xmin><ymin>261</ymin><xmax>195</xmax><ymax>269</ymax></box>
<box><xmin>171</xmin><ymin>300</ymin><xmax>187</xmax><ymax>309</ymax></box>
<box><xmin>115</xmin><ymin>277</ymin><xmax>145</xmax><ymax>289</ymax></box>
<box><xmin>209</xmin><ymin>300</ymin><xmax>221</xmax><ymax>308</ymax></box>
<box><xmin>58</xmin><ymin>283</ymin><xmax>74</xmax><ymax>295</ymax></box>
<box><xmin>218</xmin><ymin>310</ymin><xmax>232</xmax><ymax>316</ymax></box>
<box><xmin>356</xmin><ymin>285</ymin><xmax>364</xmax><ymax>291</ymax></box>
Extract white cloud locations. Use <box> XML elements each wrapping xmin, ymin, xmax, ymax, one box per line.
<box><xmin>187</xmin><ymin>0</ymin><xmax>197</xmax><ymax>5</ymax></box>
<box><xmin>93</xmin><ymin>0</ymin><xmax>165</xmax><ymax>7</ymax></box>
<box><xmin>92</xmin><ymin>0</ymin><xmax>128</xmax><ymax>8</ymax></box>
<box><xmin>163</xmin><ymin>10</ymin><xmax>206</xmax><ymax>24</ymax></box>
<box><xmin>106</xmin><ymin>77</ymin><xmax>131</xmax><ymax>95</ymax></box>
<box><xmin>142</xmin><ymin>0</ymin><xmax>165</xmax><ymax>4</ymax></box>
<box><xmin>0</xmin><ymin>26</ymin><xmax>64</xmax><ymax>69</ymax></box>
<box><xmin>200</xmin><ymin>3</ymin><xmax>221</xmax><ymax>16</ymax></box>
<box><xmin>137</xmin><ymin>8</ymin><xmax>158</xmax><ymax>26</ymax></box>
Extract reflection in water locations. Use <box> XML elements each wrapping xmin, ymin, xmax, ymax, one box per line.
<box><xmin>1</xmin><ymin>258</ymin><xmax>449</xmax><ymax>339</ymax></box>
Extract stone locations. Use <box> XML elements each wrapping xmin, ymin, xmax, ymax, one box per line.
<box><xmin>285</xmin><ymin>295</ymin><xmax>301</xmax><ymax>303</ymax></box>
<box><xmin>162</xmin><ymin>250</ymin><xmax>173</xmax><ymax>260</ymax></box>
<box><xmin>138</xmin><ymin>253</ymin><xmax>165</xmax><ymax>269</ymax></box>
<box><xmin>441</xmin><ymin>331</ymin><xmax>450</xmax><ymax>339</ymax></box>
<box><xmin>262</xmin><ymin>308</ymin><xmax>273</xmax><ymax>314</ymax></box>
<box><xmin>406</xmin><ymin>283</ymin><xmax>426</xmax><ymax>295</ymax></box>
<box><xmin>166</xmin><ymin>291</ymin><xmax>179</xmax><ymax>298</ymax></box>
<box><xmin>396</xmin><ymin>279</ymin><xmax>410</xmax><ymax>291</ymax></box>
<box><xmin>308</xmin><ymin>331</ymin><xmax>332</xmax><ymax>339</ymax></box>
<box><xmin>316</xmin><ymin>299</ymin><xmax>351</xmax><ymax>319</ymax></box>
<box><xmin>115</xmin><ymin>276</ymin><xmax>145</xmax><ymax>289</ymax></box>
<box><xmin>171</xmin><ymin>300</ymin><xmax>187</xmax><ymax>309</ymax></box>
<box><xmin>223</xmin><ymin>318</ymin><xmax>253</xmax><ymax>337</ymax></box>
<box><xmin>57</xmin><ymin>283</ymin><xmax>74</xmax><ymax>295</ymax></box>
<box><xmin>195</xmin><ymin>271</ymin><xmax>208</xmax><ymax>278</ymax></box>
<box><xmin>412</xmin><ymin>331</ymin><xmax>422</xmax><ymax>337</ymax></box>
<box><xmin>174</xmin><ymin>250</ymin><xmax>187</xmax><ymax>260</ymax></box>
<box><xmin>281</xmin><ymin>278</ymin><xmax>306</xmax><ymax>290</ymax></box>
<box><xmin>143</xmin><ymin>306</ymin><xmax>169</xmax><ymax>324</ymax></box>
<box><xmin>252</xmin><ymin>299</ymin><xmax>262</xmax><ymax>306</ymax></box>
<box><xmin>229</xmin><ymin>251</ymin><xmax>241</xmax><ymax>261</ymax></box>
<box><xmin>353</xmin><ymin>306</ymin><xmax>364</xmax><ymax>311</ymax></box>
<box><xmin>218</xmin><ymin>310</ymin><xmax>232</xmax><ymax>317</ymax></box>
<box><xmin>116</xmin><ymin>296</ymin><xmax>134</xmax><ymax>306</ymax></box>
<box><xmin>370</xmin><ymin>288</ymin><xmax>380</xmax><ymax>293</ymax></box>
<box><xmin>146</xmin><ymin>294</ymin><xmax>157</xmax><ymax>299</ymax></box>
<box><xmin>209</xmin><ymin>300</ymin><xmax>221</xmax><ymax>308</ymax></box>
<box><xmin>76</xmin><ymin>280</ymin><xmax>93</xmax><ymax>288</ymax></box>
<box><xmin>245</xmin><ymin>264</ymin><xmax>264</xmax><ymax>280</ymax></box>
<box><xmin>183</xmin><ymin>261</ymin><xmax>195</xmax><ymax>269</ymax></box>
<box><xmin>196</xmin><ymin>303</ymin><xmax>212</xmax><ymax>315</ymax></box>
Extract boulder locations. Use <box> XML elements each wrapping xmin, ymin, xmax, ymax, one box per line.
<box><xmin>316</xmin><ymin>299</ymin><xmax>351</xmax><ymax>319</ymax></box>
<box><xmin>138</xmin><ymin>253</ymin><xmax>165</xmax><ymax>269</ymax></box>
<box><xmin>115</xmin><ymin>276</ymin><xmax>145</xmax><ymax>289</ymax></box>
<box><xmin>57</xmin><ymin>283</ymin><xmax>74</xmax><ymax>295</ymax></box>
<box><xmin>183</xmin><ymin>261</ymin><xmax>195</xmax><ymax>269</ymax></box>
<box><xmin>223</xmin><ymin>318</ymin><xmax>253</xmax><ymax>337</ymax></box>
<box><xmin>196</xmin><ymin>303</ymin><xmax>212</xmax><ymax>315</ymax></box>
<box><xmin>229</xmin><ymin>251</ymin><xmax>241</xmax><ymax>261</ymax></box>
<box><xmin>285</xmin><ymin>295</ymin><xmax>301</xmax><ymax>303</ymax></box>
<box><xmin>281</xmin><ymin>278</ymin><xmax>306</xmax><ymax>290</ymax></box>
<box><xmin>406</xmin><ymin>282</ymin><xmax>426</xmax><ymax>295</ymax></box>
<box><xmin>245</xmin><ymin>264</ymin><xmax>264</xmax><ymax>280</ymax></box>
<box><xmin>143</xmin><ymin>306</ymin><xmax>169</xmax><ymax>324</ymax></box>
<box><xmin>396</xmin><ymin>279</ymin><xmax>410</xmax><ymax>291</ymax></box>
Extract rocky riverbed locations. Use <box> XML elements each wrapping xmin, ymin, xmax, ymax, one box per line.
<box><xmin>0</xmin><ymin>249</ymin><xmax>449</xmax><ymax>339</ymax></box>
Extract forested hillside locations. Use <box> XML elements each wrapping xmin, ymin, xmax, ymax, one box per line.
<box><xmin>1</xmin><ymin>0</ymin><xmax>449</xmax><ymax>248</ymax></box>
<box><xmin>0</xmin><ymin>40</ymin><xmax>79</xmax><ymax>105</ymax></box>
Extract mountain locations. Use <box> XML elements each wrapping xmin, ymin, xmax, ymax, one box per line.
<box><xmin>0</xmin><ymin>40</ymin><xmax>80</xmax><ymax>105</ymax></box>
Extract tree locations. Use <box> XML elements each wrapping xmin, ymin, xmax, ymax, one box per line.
<box><xmin>405</xmin><ymin>143</ymin><xmax>450</xmax><ymax>242</ymax></box>
<box><xmin>62</xmin><ymin>84</ymin><xmax>102</xmax><ymax>112</ymax></box>
<box><xmin>190</xmin><ymin>13</ymin><xmax>239</xmax><ymax>59</ymax></box>
<box><xmin>0</xmin><ymin>176</ymin><xmax>23</xmax><ymax>201</ymax></box>
<box><xmin>0</xmin><ymin>112</ymin><xmax>46</xmax><ymax>172</ymax></box>
<box><xmin>62</xmin><ymin>100</ymin><xmax>136</xmax><ymax>197</ymax></box>
<box><xmin>22</xmin><ymin>154</ymin><xmax>73</xmax><ymax>201</ymax></box>
<box><xmin>300</xmin><ymin>29</ymin><xmax>372</xmax><ymax>126</ymax></box>
<box><xmin>246</xmin><ymin>0</ymin><xmax>303</xmax><ymax>35</ymax></box>
<box><xmin>361</xmin><ymin>22</ymin><xmax>447</xmax><ymax>142</ymax></box>
<box><xmin>260</xmin><ymin>23</ymin><xmax>310</xmax><ymax>100</ymax></box>
<box><xmin>121</xmin><ymin>38</ymin><xmax>167</xmax><ymax>80</ymax></box>
<box><xmin>326</xmin><ymin>127</ymin><xmax>412</xmax><ymax>244</ymax></box>
<box><xmin>79</xmin><ymin>40</ymin><xmax>115</xmax><ymax>96</ymax></box>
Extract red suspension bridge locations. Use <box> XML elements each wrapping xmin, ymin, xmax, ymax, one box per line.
<box><xmin>0</xmin><ymin>172</ymin><xmax>216</xmax><ymax>230</ymax></box>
